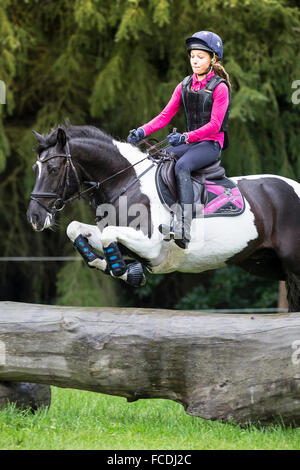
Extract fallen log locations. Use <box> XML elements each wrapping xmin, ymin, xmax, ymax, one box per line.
<box><xmin>0</xmin><ymin>301</ymin><xmax>300</xmax><ymax>426</ymax></box>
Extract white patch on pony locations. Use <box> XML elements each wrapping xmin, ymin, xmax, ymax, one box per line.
<box><xmin>36</xmin><ymin>161</ymin><xmax>42</xmax><ymax>179</ymax></box>
<box><xmin>88</xmin><ymin>258</ymin><xmax>107</xmax><ymax>270</ymax></box>
<box><xmin>66</xmin><ymin>220</ymin><xmax>82</xmax><ymax>242</ymax></box>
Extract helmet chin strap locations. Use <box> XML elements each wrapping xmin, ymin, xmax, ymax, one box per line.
<box><xmin>196</xmin><ymin>64</ymin><xmax>213</xmax><ymax>79</ymax></box>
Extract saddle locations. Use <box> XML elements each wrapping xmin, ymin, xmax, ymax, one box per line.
<box><xmin>155</xmin><ymin>154</ymin><xmax>245</xmax><ymax>218</ymax></box>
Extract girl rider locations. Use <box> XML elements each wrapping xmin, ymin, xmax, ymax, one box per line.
<box><xmin>128</xmin><ymin>31</ymin><xmax>231</xmax><ymax>249</ymax></box>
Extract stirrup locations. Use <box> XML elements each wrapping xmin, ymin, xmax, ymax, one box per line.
<box><xmin>158</xmin><ymin>223</ymin><xmax>175</xmax><ymax>240</ymax></box>
<box><xmin>174</xmin><ymin>238</ymin><xmax>190</xmax><ymax>250</ymax></box>
<box><xmin>158</xmin><ymin>222</ymin><xmax>190</xmax><ymax>248</ymax></box>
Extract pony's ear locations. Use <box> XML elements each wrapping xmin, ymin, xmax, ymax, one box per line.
<box><xmin>57</xmin><ymin>127</ymin><xmax>67</xmax><ymax>148</ymax></box>
<box><xmin>32</xmin><ymin>130</ymin><xmax>44</xmax><ymax>143</ymax></box>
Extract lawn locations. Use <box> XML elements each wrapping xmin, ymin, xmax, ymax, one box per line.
<box><xmin>0</xmin><ymin>387</ymin><xmax>299</xmax><ymax>450</ymax></box>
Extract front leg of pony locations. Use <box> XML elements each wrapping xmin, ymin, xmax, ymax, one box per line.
<box><xmin>103</xmin><ymin>241</ymin><xmax>146</xmax><ymax>287</ymax></box>
<box><xmin>66</xmin><ymin>221</ymin><xmax>108</xmax><ymax>272</ymax></box>
<box><xmin>101</xmin><ymin>226</ymin><xmax>162</xmax><ymax>286</ymax></box>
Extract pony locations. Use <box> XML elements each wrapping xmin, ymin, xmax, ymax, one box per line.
<box><xmin>27</xmin><ymin>122</ymin><xmax>300</xmax><ymax>311</ymax></box>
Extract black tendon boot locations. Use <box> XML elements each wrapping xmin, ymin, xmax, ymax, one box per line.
<box><xmin>159</xmin><ymin>168</ymin><xmax>194</xmax><ymax>249</ymax></box>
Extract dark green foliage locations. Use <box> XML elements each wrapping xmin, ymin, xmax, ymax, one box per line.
<box><xmin>175</xmin><ymin>266</ymin><xmax>279</xmax><ymax>310</ymax></box>
<box><xmin>121</xmin><ymin>270</ymin><xmax>207</xmax><ymax>309</ymax></box>
<box><xmin>120</xmin><ymin>265</ymin><xmax>278</xmax><ymax>310</ymax></box>
<box><xmin>56</xmin><ymin>261</ymin><xmax>121</xmax><ymax>307</ymax></box>
<box><xmin>0</xmin><ymin>0</ymin><xmax>299</xmax><ymax>307</ymax></box>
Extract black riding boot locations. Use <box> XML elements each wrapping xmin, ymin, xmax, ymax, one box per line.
<box><xmin>159</xmin><ymin>168</ymin><xmax>194</xmax><ymax>249</ymax></box>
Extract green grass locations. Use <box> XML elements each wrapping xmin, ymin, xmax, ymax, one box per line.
<box><xmin>0</xmin><ymin>387</ymin><xmax>299</xmax><ymax>450</ymax></box>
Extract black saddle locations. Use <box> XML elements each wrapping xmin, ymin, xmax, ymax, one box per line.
<box><xmin>156</xmin><ymin>154</ymin><xmax>226</xmax><ymax>206</ymax></box>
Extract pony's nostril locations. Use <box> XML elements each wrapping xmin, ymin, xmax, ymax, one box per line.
<box><xmin>31</xmin><ymin>214</ymin><xmax>38</xmax><ymax>224</ymax></box>
<box><xmin>29</xmin><ymin>213</ymin><xmax>42</xmax><ymax>229</ymax></box>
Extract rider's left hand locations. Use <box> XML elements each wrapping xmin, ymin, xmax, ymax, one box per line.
<box><xmin>127</xmin><ymin>128</ymin><xmax>145</xmax><ymax>145</ymax></box>
<box><xmin>168</xmin><ymin>132</ymin><xmax>186</xmax><ymax>146</ymax></box>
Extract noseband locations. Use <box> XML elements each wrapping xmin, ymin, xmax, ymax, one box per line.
<box><xmin>30</xmin><ymin>141</ymin><xmax>83</xmax><ymax>215</ymax></box>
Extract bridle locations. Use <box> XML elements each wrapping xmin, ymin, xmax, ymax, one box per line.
<box><xmin>30</xmin><ymin>141</ymin><xmax>87</xmax><ymax>215</ymax></box>
<box><xmin>30</xmin><ymin>134</ymin><xmax>173</xmax><ymax>216</ymax></box>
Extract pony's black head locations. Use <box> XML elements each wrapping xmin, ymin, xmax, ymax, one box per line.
<box><xmin>27</xmin><ymin>126</ymin><xmax>78</xmax><ymax>231</ymax></box>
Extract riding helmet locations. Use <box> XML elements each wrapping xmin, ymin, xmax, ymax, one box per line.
<box><xmin>185</xmin><ymin>31</ymin><xmax>223</xmax><ymax>59</ymax></box>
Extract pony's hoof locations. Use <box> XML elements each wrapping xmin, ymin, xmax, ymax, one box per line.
<box><xmin>126</xmin><ymin>262</ymin><xmax>146</xmax><ymax>287</ymax></box>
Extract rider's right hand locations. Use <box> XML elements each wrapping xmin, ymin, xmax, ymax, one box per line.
<box><xmin>127</xmin><ymin>128</ymin><xmax>145</xmax><ymax>145</ymax></box>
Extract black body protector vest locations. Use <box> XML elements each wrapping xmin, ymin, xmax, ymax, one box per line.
<box><xmin>181</xmin><ymin>74</ymin><xmax>231</xmax><ymax>150</ymax></box>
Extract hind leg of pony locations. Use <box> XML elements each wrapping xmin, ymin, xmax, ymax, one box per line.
<box><xmin>282</xmin><ymin>261</ymin><xmax>300</xmax><ymax>312</ymax></box>
<box><xmin>275</xmin><ymin>235</ymin><xmax>300</xmax><ymax>312</ymax></box>
<box><xmin>276</xmin><ymin>248</ymin><xmax>300</xmax><ymax>312</ymax></box>
<box><xmin>66</xmin><ymin>221</ymin><xmax>108</xmax><ymax>272</ymax></box>
<box><xmin>285</xmin><ymin>271</ymin><xmax>300</xmax><ymax>312</ymax></box>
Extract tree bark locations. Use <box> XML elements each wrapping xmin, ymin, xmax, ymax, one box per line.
<box><xmin>0</xmin><ymin>301</ymin><xmax>300</xmax><ymax>426</ymax></box>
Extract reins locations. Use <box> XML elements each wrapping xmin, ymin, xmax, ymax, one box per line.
<box><xmin>30</xmin><ymin>134</ymin><xmax>173</xmax><ymax>215</ymax></box>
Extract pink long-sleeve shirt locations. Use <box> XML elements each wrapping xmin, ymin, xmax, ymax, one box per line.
<box><xmin>141</xmin><ymin>71</ymin><xmax>229</xmax><ymax>148</ymax></box>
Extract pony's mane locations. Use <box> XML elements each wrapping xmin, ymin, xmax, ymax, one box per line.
<box><xmin>36</xmin><ymin>120</ymin><xmax>113</xmax><ymax>154</ymax></box>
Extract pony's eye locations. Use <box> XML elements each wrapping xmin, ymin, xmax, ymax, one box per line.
<box><xmin>48</xmin><ymin>165</ymin><xmax>60</xmax><ymax>175</ymax></box>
